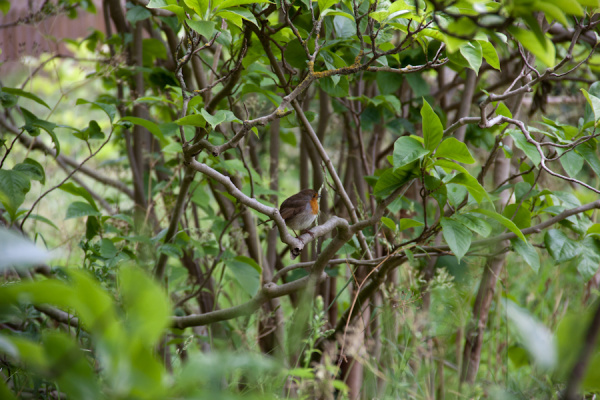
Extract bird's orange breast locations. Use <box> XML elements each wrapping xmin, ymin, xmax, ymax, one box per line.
<box><xmin>310</xmin><ymin>198</ymin><xmax>319</xmax><ymax>214</ymax></box>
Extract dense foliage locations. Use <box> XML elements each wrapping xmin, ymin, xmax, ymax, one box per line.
<box><xmin>2</xmin><ymin>0</ymin><xmax>600</xmax><ymax>398</ymax></box>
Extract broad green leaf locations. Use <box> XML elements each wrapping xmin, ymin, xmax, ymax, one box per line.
<box><xmin>512</xmin><ymin>238</ymin><xmax>540</xmax><ymax>273</ymax></box>
<box><xmin>544</xmin><ymin>229</ymin><xmax>579</xmax><ymax>262</ymax></box>
<box><xmin>20</xmin><ymin>108</ymin><xmax>60</xmax><ymax>156</ymax></box>
<box><xmin>576</xmin><ymin>143</ymin><xmax>600</xmax><ymax>177</ymax></box>
<box><xmin>502</xmin><ymin>203</ymin><xmax>531</xmax><ymax>229</ymax></box>
<box><xmin>0</xmin><ymin>377</ymin><xmax>16</xmax><ymax>400</ymax></box>
<box><xmin>120</xmin><ymin>116</ymin><xmax>169</xmax><ymax>147</ymax></box>
<box><xmin>200</xmin><ymin>108</ymin><xmax>241</xmax><ymax>129</ymax></box>
<box><xmin>559</xmin><ymin>148</ymin><xmax>584</xmax><ymax>178</ymax></box>
<box><xmin>126</xmin><ymin>5</ymin><xmax>152</xmax><ymax>23</ymax></box>
<box><xmin>216</xmin><ymin>0</ymin><xmax>270</xmax><ymax>10</ymax></box>
<box><xmin>0</xmin><ymin>228</ymin><xmax>51</xmax><ymax>271</ymax></box>
<box><xmin>216</xmin><ymin>8</ymin><xmax>257</xmax><ymax>28</ymax></box>
<box><xmin>581</xmin><ymin>89</ymin><xmax>600</xmax><ymax>123</ymax></box>
<box><xmin>318</xmin><ymin>0</ymin><xmax>337</xmax><ymax>13</ymax></box>
<box><xmin>120</xmin><ymin>266</ymin><xmax>171</xmax><ymax>345</ymax></box>
<box><xmin>76</xmin><ymin>99</ymin><xmax>117</xmax><ymax>123</ymax></box>
<box><xmin>187</xmin><ymin>20</ymin><xmax>215</xmax><ymax>38</ymax></box>
<box><xmin>435</xmin><ymin>137</ymin><xmax>475</xmax><ymax>164</ymax></box>
<box><xmin>381</xmin><ymin>216</ymin><xmax>396</xmax><ymax>230</ymax></box>
<box><xmin>60</xmin><ymin>182</ymin><xmax>99</xmax><ymax>211</ymax></box>
<box><xmin>13</xmin><ymin>158</ymin><xmax>45</xmax><ymax>184</ymax></box>
<box><xmin>374</xmin><ymin>164</ymin><xmax>415</xmax><ymax>198</ymax></box>
<box><xmin>576</xmin><ymin>237</ymin><xmax>600</xmax><ymax>280</ymax></box>
<box><xmin>479</xmin><ymin>40</ymin><xmax>500</xmax><ymax>70</ymax></box>
<box><xmin>2</xmin><ymin>87</ymin><xmax>50</xmax><ymax>109</ymax></box>
<box><xmin>472</xmin><ymin>208</ymin><xmax>527</xmax><ymax>242</ymax></box>
<box><xmin>436</xmin><ymin>159</ymin><xmax>491</xmax><ymax>204</ymax></box>
<box><xmin>399</xmin><ymin>218</ymin><xmax>424</xmax><ymax>230</ymax></box>
<box><xmin>459</xmin><ymin>41</ymin><xmax>483</xmax><ymax>73</ymax></box>
<box><xmin>183</xmin><ymin>0</ymin><xmax>209</xmax><ymax>16</ymax></box>
<box><xmin>321</xmin><ymin>9</ymin><xmax>355</xmax><ymax>21</ymax></box>
<box><xmin>548</xmin><ymin>0</ymin><xmax>583</xmax><ymax>16</ymax></box>
<box><xmin>421</xmin><ymin>99</ymin><xmax>443</xmax><ymax>151</ymax></box>
<box><xmin>440</xmin><ymin>217</ymin><xmax>472</xmax><ymax>262</ymax></box>
<box><xmin>505</xmin><ymin>300</ymin><xmax>556</xmax><ymax>370</ymax></box>
<box><xmin>0</xmin><ymin>169</ymin><xmax>31</xmax><ymax>218</ymax></box>
<box><xmin>148</xmin><ymin>0</ymin><xmax>185</xmax><ymax>18</ymax></box>
<box><xmin>453</xmin><ymin>214</ymin><xmax>492</xmax><ymax>237</ymax></box>
<box><xmin>508</xmin><ymin>129</ymin><xmax>541</xmax><ymax>166</ymax></box>
<box><xmin>0</xmin><ymin>0</ymin><xmax>10</xmax><ymax>15</ymax></box>
<box><xmin>175</xmin><ymin>113</ymin><xmax>206</xmax><ymax>127</ymax></box>
<box><xmin>508</xmin><ymin>26</ymin><xmax>555</xmax><ymax>67</ymax></box>
<box><xmin>393</xmin><ymin>136</ymin><xmax>430</xmax><ymax>168</ymax></box>
<box><xmin>65</xmin><ymin>201</ymin><xmax>102</xmax><ymax>219</ymax></box>
<box><xmin>577</xmin><ymin>0</ymin><xmax>600</xmax><ymax>6</ymax></box>
<box><xmin>228</xmin><ymin>256</ymin><xmax>261</xmax><ymax>296</ymax></box>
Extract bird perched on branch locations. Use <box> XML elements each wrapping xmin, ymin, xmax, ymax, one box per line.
<box><xmin>261</xmin><ymin>189</ymin><xmax>320</xmax><ymax>238</ymax></box>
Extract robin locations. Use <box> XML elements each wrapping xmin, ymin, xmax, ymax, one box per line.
<box><xmin>261</xmin><ymin>189</ymin><xmax>320</xmax><ymax>237</ymax></box>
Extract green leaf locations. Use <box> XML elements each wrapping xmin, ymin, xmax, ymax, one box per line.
<box><xmin>0</xmin><ymin>0</ymin><xmax>10</xmax><ymax>15</ymax></box>
<box><xmin>453</xmin><ymin>214</ymin><xmax>492</xmax><ymax>237</ymax></box>
<box><xmin>216</xmin><ymin>8</ymin><xmax>257</xmax><ymax>28</ymax></box>
<box><xmin>321</xmin><ymin>9</ymin><xmax>355</xmax><ymax>21</ymax></box>
<box><xmin>120</xmin><ymin>266</ymin><xmax>171</xmax><ymax>345</ymax></box>
<box><xmin>544</xmin><ymin>229</ymin><xmax>580</xmax><ymax>262</ymax></box>
<box><xmin>65</xmin><ymin>201</ymin><xmax>102</xmax><ymax>219</ymax></box>
<box><xmin>559</xmin><ymin>148</ymin><xmax>584</xmax><ymax>178</ymax></box>
<box><xmin>435</xmin><ymin>159</ymin><xmax>490</xmax><ymax>204</ymax></box>
<box><xmin>175</xmin><ymin>113</ymin><xmax>206</xmax><ymax>127</ymax></box>
<box><xmin>502</xmin><ymin>203</ymin><xmax>531</xmax><ymax>229</ymax></box>
<box><xmin>576</xmin><ymin>237</ymin><xmax>600</xmax><ymax>280</ymax></box>
<box><xmin>508</xmin><ymin>26</ymin><xmax>555</xmax><ymax>67</ymax></box>
<box><xmin>512</xmin><ymin>238</ymin><xmax>540</xmax><ymax>273</ymax></box>
<box><xmin>472</xmin><ymin>208</ymin><xmax>527</xmax><ymax>243</ymax></box>
<box><xmin>508</xmin><ymin>129</ymin><xmax>541</xmax><ymax>166</ymax></box>
<box><xmin>200</xmin><ymin>108</ymin><xmax>241</xmax><ymax>129</ymax></box>
<box><xmin>393</xmin><ymin>136</ymin><xmax>429</xmax><ymax>168</ymax></box>
<box><xmin>581</xmin><ymin>89</ymin><xmax>600</xmax><ymax>123</ymax></box>
<box><xmin>120</xmin><ymin>116</ymin><xmax>169</xmax><ymax>147</ymax></box>
<box><xmin>440</xmin><ymin>217</ymin><xmax>472</xmax><ymax>262</ymax></box>
<box><xmin>216</xmin><ymin>0</ymin><xmax>270</xmax><ymax>10</ymax></box>
<box><xmin>318</xmin><ymin>0</ymin><xmax>337</xmax><ymax>12</ymax></box>
<box><xmin>374</xmin><ymin>164</ymin><xmax>415</xmax><ymax>198</ymax></box>
<box><xmin>479</xmin><ymin>40</ymin><xmax>500</xmax><ymax>70</ymax></box>
<box><xmin>187</xmin><ymin>20</ymin><xmax>215</xmax><ymax>38</ymax></box>
<box><xmin>505</xmin><ymin>300</ymin><xmax>556</xmax><ymax>370</ymax></box>
<box><xmin>576</xmin><ymin>143</ymin><xmax>600</xmax><ymax>177</ymax></box>
<box><xmin>76</xmin><ymin>99</ymin><xmax>117</xmax><ymax>123</ymax></box>
<box><xmin>228</xmin><ymin>256</ymin><xmax>261</xmax><ymax>296</ymax></box>
<box><xmin>399</xmin><ymin>218</ymin><xmax>424</xmax><ymax>230</ymax></box>
<box><xmin>148</xmin><ymin>0</ymin><xmax>186</xmax><ymax>19</ymax></box>
<box><xmin>421</xmin><ymin>99</ymin><xmax>443</xmax><ymax>151</ymax></box>
<box><xmin>2</xmin><ymin>87</ymin><xmax>50</xmax><ymax>109</ymax></box>
<box><xmin>435</xmin><ymin>137</ymin><xmax>475</xmax><ymax>164</ymax></box>
<box><xmin>0</xmin><ymin>170</ymin><xmax>31</xmax><ymax>218</ymax></box>
<box><xmin>59</xmin><ymin>182</ymin><xmax>99</xmax><ymax>211</ymax></box>
<box><xmin>459</xmin><ymin>41</ymin><xmax>483</xmax><ymax>73</ymax></box>
<box><xmin>381</xmin><ymin>216</ymin><xmax>396</xmax><ymax>230</ymax></box>
<box><xmin>13</xmin><ymin>158</ymin><xmax>45</xmax><ymax>184</ymax></box>
<box><xmin>182</xmin><ymin>0</ymin><xmax>209</xmax><ymax>17</ymax></box>
<box><xmin>0</xmin><ymin>227</ymin><xmax>51</xmax><ymax>271</ymax></box>
<box><xmin>126</xmin><ymin>5</ymin><xmax>152</xmax><ymax>23</ymax></box>
<box><xmin>20</xmin><ymin>108</ymin><xmax>60</xmax><ymax>156</ymax></box>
